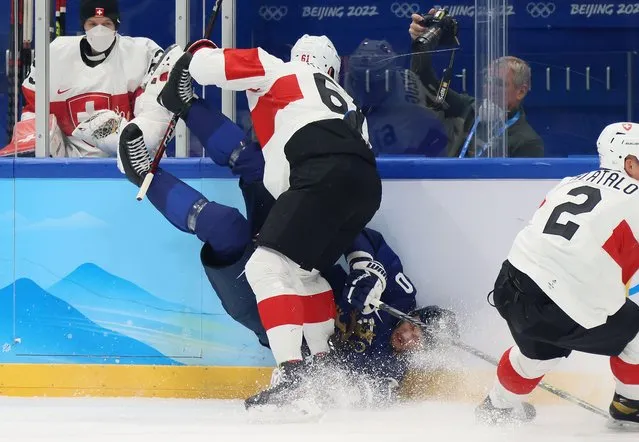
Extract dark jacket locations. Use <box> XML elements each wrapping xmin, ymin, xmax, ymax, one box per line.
<box><xmin>410</xmin><ymin>47</ymin><xmax>544</xmax><ymax>158</ymax></box>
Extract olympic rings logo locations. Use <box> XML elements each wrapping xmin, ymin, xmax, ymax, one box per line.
<box><xmin>390</xmin><ymin>2</ymin><xmax>420</xmax><ymax>18</ymax></box>
<box><xmin>526</xmin><ymin>2</ymin><xmax>556</xmax><ymax>18</ymax></box>
<box><xmin>259</xmin><ymin>5</ymin><xmax>288</xmax><ymax>21</ymax></box>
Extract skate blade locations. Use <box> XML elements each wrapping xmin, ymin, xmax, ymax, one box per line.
<box><xmin>607</xmin><ymin>418</ymin><xmax>639</xmax><ymax>432</ymax></box>
<box><xmin>246</xmin><ymin>399</ymin><xmax>324</xmax><ymax>424</ymax></box>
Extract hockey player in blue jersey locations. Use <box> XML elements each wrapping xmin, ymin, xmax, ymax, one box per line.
<box><xmin>118</xmin><ymin>44</ymin><xmax>458</xmax><ymax>406</ymax></box>
<box><xmin>344</xmin><ymin>39</ymin><xmax>448</xmax><ymax>156</ymax></box>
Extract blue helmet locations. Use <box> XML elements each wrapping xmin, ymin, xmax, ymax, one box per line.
<box><xmin>345</xmin><ymin>39</ymin><xmax>400</xmax><ymax>107</ymax></box>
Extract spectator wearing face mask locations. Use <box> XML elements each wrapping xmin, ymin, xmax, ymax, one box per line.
<box><xmin>18</xmin><ymin>0</ymin><xmax>171</xmax><ymax>158</ymax></box>
<box><xmin>409</xmin><ymin>11</ymin><xmax>544</xmax><ymax>158</ymax></box>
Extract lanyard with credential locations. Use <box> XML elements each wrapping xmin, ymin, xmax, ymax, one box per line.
<box><xmin>458</xmin><ymin>111</ymin><xmax>521</xmax><ymax>158</ymax></box>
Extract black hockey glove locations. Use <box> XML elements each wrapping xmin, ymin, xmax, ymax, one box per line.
<box><xmin>344</xmin><ymin>260</ymin><xmax>387</xmax><ymax>314</ymax></box>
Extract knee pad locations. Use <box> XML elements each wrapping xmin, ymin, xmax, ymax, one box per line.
<box><xmin>191</xmin><ymin>200</ymin><xmax>250</xmax><ymax>263</ymax></box>
<box><xmin>295</xmin><ymin>268</ymin><xmax>332</xmax><ymax>296</ymax></box>
<box><xmin>245</xmin><ymin>247</ymin><xmax>300</xmax><ymax>302</ymax></box>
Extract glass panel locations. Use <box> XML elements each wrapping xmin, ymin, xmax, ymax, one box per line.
<box><xmin>11</xmin><ymin>0</ymin><xmax>204</xmax><ymax>363</ymax></box>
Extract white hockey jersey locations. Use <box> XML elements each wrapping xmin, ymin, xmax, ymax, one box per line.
<box><xmin>21</xmin><ymin>35</ymin><xmax>171</xmax><ymax>157</ymax></box>
<box><xmin>190</xmin><ymin>47</ymin><xmax>369</xmax><ymax>199</ymax></box>
<box><xmin>508</xmin><ymin>169</ymin><xmax>639</xmax><ymax>329</ymax></box>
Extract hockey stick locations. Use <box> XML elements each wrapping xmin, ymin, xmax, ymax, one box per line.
<box><xmin>371</xmin><ymin>300</ymin><xmax>610</xmax><ymax>418</ymax></box>
<box><xmin>136</xmin><ymin>0</ymin><xmax>223</xmax><ymax>201</ymax></box>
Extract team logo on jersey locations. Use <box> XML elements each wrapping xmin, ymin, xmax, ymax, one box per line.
<box><xmin>623</xmin><ymin>123</ymin><xmax>633</xmax><ymax>131</ymax></box>
<box><xmin>67</xmin><ymin>92</ymin><xmax>112</xmax><ymax>127</ymax></box>
<box><xmin>95</xmin><ymin>8</ymin><xmax>105</xmax><ymax>17</ymax></box>
<box><xmin>335</xmin><ymin>307</ymin><xmax>376</xmax><ymax>353</ymax></box>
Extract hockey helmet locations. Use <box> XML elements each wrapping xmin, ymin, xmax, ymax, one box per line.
<box><xmin>290</xmin><ymin>34</ymin><xmax>341</xmax><ymax>81</ymax></box>
<box><xmin>345</xmin><ymin>39</ymin><xmax>399</xmax><ymax>107</ymax></box>
<box><xmin>597</xmin><ymin>122</ymin><xmax>639</xmax><ymax>172</ymax></box>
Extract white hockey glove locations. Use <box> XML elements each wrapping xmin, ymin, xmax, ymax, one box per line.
<box><xmin>344</xmin><ymin>260</ymin><xmax>387</xmax><ymax>315</ymax></box>
<box><xmin>71</xmin><ymin>109</ymin><xmax>126</xmax><ymax>156</ymax></box>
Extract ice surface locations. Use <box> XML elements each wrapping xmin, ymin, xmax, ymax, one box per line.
<box><xmin>0</xmin><ymin>397</ymin><xmax>636</xmax><ymax>442</ymax></box>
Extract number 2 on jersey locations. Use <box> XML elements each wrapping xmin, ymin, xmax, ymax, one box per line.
<box><xmin>543</xmin><ymin>185</ymin><xmax>602</xmax><ymax>241</ymax></box>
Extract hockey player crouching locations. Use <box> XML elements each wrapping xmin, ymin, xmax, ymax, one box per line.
<box><xmin>477</xmin><ymin>122</ymin><xmax>639</xmax><ymax>430</ymax></box>
<box><xmin>118</xmin><ymin>41</ymin><xmax>458</xmax><ymax>409</ymax></box>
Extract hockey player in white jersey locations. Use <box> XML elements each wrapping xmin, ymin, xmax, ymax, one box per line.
<box><xmin>141</xmin><ymin>35</ymin><xmax>383</xmax><ymax>409</ymax></box>
<box><xmin>19</xmin><ymin>0</ymin><xmax>171</xmax><ymax>158</ymax></box>
<box><xmin>476</xmin><ymin>122</ymin><xmax>639</xmax><ymax>430</ymax></box>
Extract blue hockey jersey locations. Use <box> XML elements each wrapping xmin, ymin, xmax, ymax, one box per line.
<box><xmin>325</xmin><ymin>228</ymin><xmax>417</xmax><ymax>382</ymax></box>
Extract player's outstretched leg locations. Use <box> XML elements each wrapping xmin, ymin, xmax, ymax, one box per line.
<box><xmin>609</xmin><ymin>334</ymin><xmax>639</xmax><ymax>430</ymax></box>
<box><xmin>119</xmin><ymin>123</ymin><xmax>249</xmax><ymax>263</ymax></box>
<box><xmin>476</xmin><ymin>346</ymin><xmax>562</xmax><ymax>425</ymax></box>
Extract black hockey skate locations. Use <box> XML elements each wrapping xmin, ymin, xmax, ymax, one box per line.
<box><xmin>475</xmin><ymin>395</ymin><xmax>536</xmax><ymax>425</ymax></box>
<box><xmin>608</xmin><ymin>392</ymin><xmax>639</xmax><ymax>431</ymax></box>
<box><xmin>156</xmin><ymin>49</ymin><xmax>195</xmax><ymax>118</ymax></box>
<box><xmin>245</xmin><ymin>360</ymin><xmax>307</xmax><ymax>409</ymax></box>
<box><xmin>118</xmin><ymin>123</ymin><xmax>151</xmax><ymax>187</ymax></box>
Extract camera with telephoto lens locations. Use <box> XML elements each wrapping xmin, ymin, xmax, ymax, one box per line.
<box><xmin>415</xmin><ymin>8</ymin><xmax>459</xmax><ymax>52</ymax></box>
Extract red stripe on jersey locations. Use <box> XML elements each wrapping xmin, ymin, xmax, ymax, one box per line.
<box><xmin>22</xmin><ymin>89</ymin><xmax>134</xmax><ymax>136</ymax></box>
<box><xmin>497</xmin><ymin>348</ymin><xmax>544</xmax><ymax>395</ymax></box>
<box><xmin>602</xmin><ymin>220</ymin><xmax>639</xmax><ymax>285</ymax></box>
<box><xmin>302</xmin><ymin>290</ymin><xmax>336</xmax><ymax>324</ymax></box>
<box><xmin>223</xmin><ymin>48</ymin><xmax>266</xmax><ymax>81</ymax></box>
<box><xmin>257</xmin><ymin>294</ymin><xmax>304</xmax><ymax>330</ymax></box>
<box><xmin>129</xmin><ymin>87</ymin><xmax>145</xmax><ymax>111</ymax></box>
<box><xmin>251</xmin><ymin>74</ymin><xmax>304</xmax><ymax>146</ymax></box>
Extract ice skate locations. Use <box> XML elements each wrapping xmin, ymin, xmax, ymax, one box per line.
<box><xmin>607</xmin><ymin>392</ymin><xmax>639</xmax><ymax>431</ymax></box>
<box><xmin>118</xmin><ymin>123</ymin><xmax>151</xmax><ymax>187</ymax></box>
<box><xmin>245</xmin><ymin>360</ymin><xmax>324</xmax><ymax>423</ymax></box>
<box><xmin>245</xmin><ymin>360</ymin><xmax>307</xmax><ymax>409</ymax></box>
<box><xmin>475</xmin><ymin>395</ymin><xmax>536</xmax><ymax>425</ymax></box>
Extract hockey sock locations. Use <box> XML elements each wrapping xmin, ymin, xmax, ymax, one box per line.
<box><xmin>245</xmin><ymin>247</ymin><xmax>305</xmax><ymax>364</ymax></box>
<box><xmin>611</xmin><ymin>356</ymin><xmax>639</xmax><ymax>400</ymax></box>
<box><xmin>490</xmin><ymin>346</ymin><xmax>562</xmax><ymax>408</ymax></box>
<box><xmin>297</xmin><ymin>270</ymin><xmax>336</xmax><ymax>356</ymax></box>
<box><xmin>186</xmin><ymin>100</ymin><xmax>246</xmax><ymax>166</ymax></box>
<box><xmin>147</xmin><ymin>168</ymin><xmax>249</xmax><ymax>262</ymax></box>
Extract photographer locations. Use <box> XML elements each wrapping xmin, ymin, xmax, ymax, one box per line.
<box><xmin>408</xmin><ymin>10</ymin><xmax>544</xmax><ymax>158</ymax></box>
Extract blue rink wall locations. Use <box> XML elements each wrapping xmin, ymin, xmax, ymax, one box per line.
<box><xmin>0</xmin><ymin>157</ymin><xmax>622</xmax><ymax>400</ymax></box>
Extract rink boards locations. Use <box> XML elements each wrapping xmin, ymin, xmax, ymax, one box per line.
<box><xmin>0</xmin><ymin>157</ymin><xmax>619</xmax><ymax>403</ymax></box>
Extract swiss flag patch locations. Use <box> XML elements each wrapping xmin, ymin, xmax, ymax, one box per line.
<box><xmin>623</xmin><ymin>123</ymin><xmax>633</xmax><ymax>131</ymax></box>
<box><xmin>95</xmin><ymin>8</ymin><xmax>105</xmax><ymax>17</ymax></box>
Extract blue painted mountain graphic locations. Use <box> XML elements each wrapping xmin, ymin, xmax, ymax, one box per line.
<box><xmin>46</xmin><ymin>263</ymin><xmax>209</xmax><ymax>358</ymax></box>
<box><xmin>48</xmin><ymin>263</ymin><xmax>193</xmax><ymax>314</ymax></box>
<box><xmin>0</xmin><ymin>278</ymin><xmax>181</xmax><ymax>365</ymax></box>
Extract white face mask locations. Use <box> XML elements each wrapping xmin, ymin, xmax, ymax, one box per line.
<box><xmin>86</xmin><ymin>25</ymin><xmax>116</xmax><ymax>53</ymax></box>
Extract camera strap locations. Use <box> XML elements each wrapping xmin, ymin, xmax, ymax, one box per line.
<box><xmin>458</xmin><ymin>110</ymin><xmax>521</xmax><ymax>158</ymax></box>
<box><xmin>432</xmin><ymin>48</ymin><xmax>457</xmax><ymax>109</ymax></box>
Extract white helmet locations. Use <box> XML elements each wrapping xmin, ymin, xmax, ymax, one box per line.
<box><xmin>597</xmin><ymin>122</ymin><xmax>639</xmax><ymax>172</ymax></box>
<box><xmin>290</xmin><ymin>34</ymin><xmax>341</xmax><ymax>80</ymax></box>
